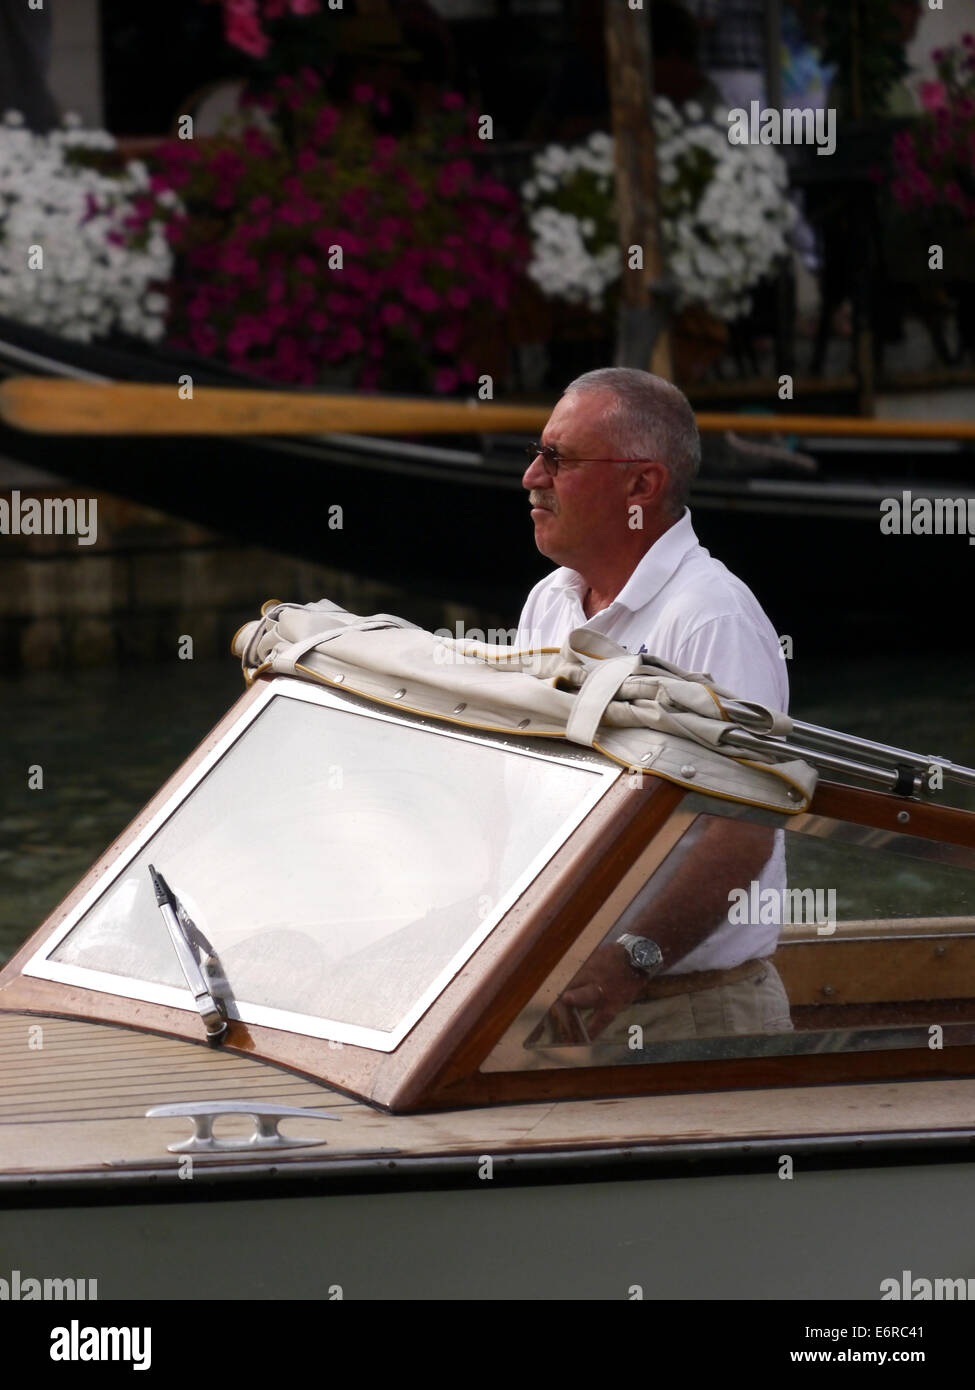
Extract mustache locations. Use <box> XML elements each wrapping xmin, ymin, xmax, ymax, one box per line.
<box><xmin>529</xmin><ymin>491</ymin><xmax>557</xmax><ymax>512</ymax></box>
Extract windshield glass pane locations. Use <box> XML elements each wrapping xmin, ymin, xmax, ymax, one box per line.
<box><xmin>484</xmin><ymin>798</ymin><xmax>975</xmax><ymax>1071</ymax></box>
<box><xmin>45</xmin><ymin>688</ymin><xmax>616</xmax><ymax>1048</ymax></box>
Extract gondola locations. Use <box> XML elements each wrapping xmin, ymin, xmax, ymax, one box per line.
<box><xmin>2</xmin><ymin>601</ymin><xmax>975</xmax><ymax>1299</ymax></box>
<box><xmin>1</xmin><ymin>313</ymin><xmax>973</xmax><ymax>654</ymax></box>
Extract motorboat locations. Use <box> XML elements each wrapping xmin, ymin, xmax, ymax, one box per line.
<box><xmin>2</xmin><ymin>600</ymin><xmax>975</xmax><ymax>1300</ymax></box>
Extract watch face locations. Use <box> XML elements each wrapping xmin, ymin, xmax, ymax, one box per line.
<box><xmin>627</xmin><ymin>939</ymin><xmax>659</xmax><ymax>971</ymax></box>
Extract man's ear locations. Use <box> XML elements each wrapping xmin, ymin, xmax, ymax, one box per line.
<box><xmin>626</xmin><ymin>462</ymin><xmax>669</xmax><ymax>509</ymax></box>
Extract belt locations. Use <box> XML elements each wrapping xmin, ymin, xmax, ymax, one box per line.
<box><xmin>638</xmin><ymin>957</ymin><xmax>770</xmax><ymax>1000</ymax></box>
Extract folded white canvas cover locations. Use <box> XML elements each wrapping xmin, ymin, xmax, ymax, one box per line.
<box><xmin>233</xmin><ymin>599</ymin><xmax>817</xmax><ymax>814</ymax></box>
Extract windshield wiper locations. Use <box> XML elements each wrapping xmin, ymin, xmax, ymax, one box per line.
<box><xmin>149</xmin><ymin>864</ymin><xmax>228</xmax><ymax>1046</ymax></box>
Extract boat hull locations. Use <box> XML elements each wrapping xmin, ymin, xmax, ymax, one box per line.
<box><xmin>3</xmin><ymin>1153</ymin><xmax>974</xmax><ymax>1299</ymax></box>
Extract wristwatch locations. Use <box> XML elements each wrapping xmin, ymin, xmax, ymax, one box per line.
<box><xmin>618</xmin><ymin>933</ymin><xmax>664</xmax><ymax>976</ymax></box>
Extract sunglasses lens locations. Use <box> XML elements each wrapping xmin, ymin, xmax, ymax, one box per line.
<box><xmin>528</xmin><ymin>444</ymin><xmax>558</xmax><ymax>474</ymax></box>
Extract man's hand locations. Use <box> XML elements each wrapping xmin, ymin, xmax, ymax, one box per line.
<box><xmin>558</xmin><ymin>942</ymin><xmax>647</xmax><ymax>1040</ymax></box>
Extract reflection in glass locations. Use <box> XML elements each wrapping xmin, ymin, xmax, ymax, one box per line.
<box><xmin>485</xmin><ymin>807</ymin><xmax>975</xmax><ymax>1071</ymax></box>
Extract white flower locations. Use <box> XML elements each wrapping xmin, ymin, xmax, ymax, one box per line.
<box><xmin>0</xmin><ymin>121</ymin><xmax>175</xmax><ymax>343</ymax></box>
<box><xmin>521</xmin><ymin>104</ymin><xmax>795</xmax><ymax>319</ymax></box>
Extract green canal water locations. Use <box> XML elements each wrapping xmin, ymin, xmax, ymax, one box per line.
<box><xmin>2</xmin><ymin>651</ymin><xmax>975</xmax><ymax>964</ymax></box>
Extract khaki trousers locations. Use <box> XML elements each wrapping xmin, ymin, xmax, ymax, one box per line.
<box><xmin>600</xmin><ymin>960</ymin><xmax>793</xmax><ymax>1044</ymax></box>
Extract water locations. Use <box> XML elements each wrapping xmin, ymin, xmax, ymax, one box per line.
<box><xmin>0</xmin><ymin>661</ymin><xmax>241</xmax><ymax>962</ymax></box>
<box><xmin>2</xmin><ymin>651</ymin><xmax>974</xmax><ymax>964</ymax></box>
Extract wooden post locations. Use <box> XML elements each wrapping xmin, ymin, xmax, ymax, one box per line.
<box><xmin>604</xmin><ymin>0</ymin><xmax>673</xmax><ymax>379</ymax></box>
<box><xmin>764</xmin><ymin>0</ymin><xmax>795</xmax><ymax>379</ymax></box>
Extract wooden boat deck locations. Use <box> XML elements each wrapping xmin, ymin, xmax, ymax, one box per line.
<box><xmin>4</xmin><ymin>1012</ymin><xmax>975</xmax><ymax>1187</ymax></box>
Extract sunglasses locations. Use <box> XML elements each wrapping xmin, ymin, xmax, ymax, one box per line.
<box><xmin>526</xmin><ymin>443</ymin><xmax>656</xmax><ymax>476</ymax></box>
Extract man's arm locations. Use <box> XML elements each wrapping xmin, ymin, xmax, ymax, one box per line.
<box><xmin>558</xmin><ymin>605</ymin><xmax>787</xmax><ymax>1037</ymax></box>
<box><xmin>560</xmin><ymin>818</ymin><xmax>774</xmax><ymax>1037</ymax></box>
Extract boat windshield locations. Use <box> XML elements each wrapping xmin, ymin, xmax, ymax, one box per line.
<box><xmin>484</xmin><ymin>792</ymin><xmax>975</xmax><ymax>1073</ymax></box>
<box><xmin>30</xmin><ymin>680</ymin><xmax>619</xmax><ymax>1050</ymax></box>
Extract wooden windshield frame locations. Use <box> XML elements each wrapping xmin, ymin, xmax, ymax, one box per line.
<box><xmin>412</xmin><ymin>780</ymin><xmax>975</xmax><ymax>1111</ymax></box>
<box><xmin>0</xmin><ymin>675</ymin><xmax>678</xmax><ymax>1109</ymax></box>
<box><xmin>3</xmin><ymin>674</ymin><xmax>975</xmax><ymax>1113</ymax></box>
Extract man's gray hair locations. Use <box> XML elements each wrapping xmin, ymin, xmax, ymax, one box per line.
<box><xmin>563</xmin><ymin>368</ymin><xmax>701</xmax><ymax>514</ymax></box>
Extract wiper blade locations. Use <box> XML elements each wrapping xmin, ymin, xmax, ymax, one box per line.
<box><xmin>149</xmin><ymin>864</ymin><xmax>228</xmax><ymax>1046</ymax></box>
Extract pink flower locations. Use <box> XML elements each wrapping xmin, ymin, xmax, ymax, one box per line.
<box><xmin>404</xmin><ymin>283</ymin><xmax>439</xmax><ymax>312</ymax></box>
<box><xmin>344</xmin><ymin>264</ymin><xmax>376</xmax><ymax>293</ymax></box>
<box><xmin>442</xmin><ymin>92</ymin><xmax>465</xmax><ymax>111</ymax></box>
<box><xmin>225</xmin><ymin>12</ymin><xmax>269</xmax><ymax>58</ymax></box>
<box><xmin>337</xmin><ymin>325</ymin><xmax>364</xmax><ymax>354</ymax></box>
<box><xmin>213</xmin><ymin>149</ymin><xmax>247</xmax><ymax>185</ymax></box>
<box><xmin>313</xmin><ymin>107</ymin><xmax>339</xmax><ymax>143</ymax></box>
<box><xmin>339</xmin><ymin>188</ymin><xmax>370</xmax><ymax>220</ymax></box>
<box><xmin>243</xmin><ymin>127</ymin><xmax>273</xmax><ymax>158</ymax></box>
<box><xmin>352</xmin><ymin>84</ymin><xmax>374</xmax><ymax>105</ymax></box>
<box><xmin>227</xmin><ymin>325</ymin><xmax>253</xmax><ymax>355</ymax></box>
<box><xmin>434</xmin><ymin>367</ymin><xmax>459</xmax><ymax>393</ymax></box>
<box><xmin>434</xmin><ymin>325</ymin><xmax>459</xmax><ymax>352</ymax></box>
<box><xmin>920</xmin><ymin>81</ymin><xmax>948</xmax><ymax>112</ymax></box>
<box><xmin>381</xmin><ymin>302</ymin><xmax>405</xmax><ymax>326</ymax></box>
<box><xmin>191</xmin><ymin>325</ymin><xmax>219</xmax><ymax>355</ymax></box>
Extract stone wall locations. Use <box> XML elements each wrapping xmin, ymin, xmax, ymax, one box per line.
<box><xmin>0</xmin><ymin>483</ymin><xmax>504</xmax><ymax>672</ymax></box>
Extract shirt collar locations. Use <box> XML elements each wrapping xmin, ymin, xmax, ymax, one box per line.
<box><xmin>549</xmin><ymin>510</ymin><xmax>699</xmax><ymax>612</ymax></box>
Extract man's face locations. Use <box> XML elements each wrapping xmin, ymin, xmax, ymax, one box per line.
<box><xmin>522</xmin><ymin>389</ymin><xmax>638</xmax><ymax>569</ymax></box>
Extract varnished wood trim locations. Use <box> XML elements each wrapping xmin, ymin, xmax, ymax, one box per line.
<box><xmin>775</xmin><ymin>936</ymin><xmax>975</xmax><ymax>1006</ymax></box>
<box><xmin>427</xmin><ymin>1045</ymin><xmax>975</xmax><ymax>1111</ymax></box>
<box><xmin>389</xmin><ymin>778</ymin><xmax>685</xmax><ymax>1110</ymax></box>
<box><xmin>809</xmin><ymin>782</ymin><xmax>975</xmax><ymax>850</ymax></box>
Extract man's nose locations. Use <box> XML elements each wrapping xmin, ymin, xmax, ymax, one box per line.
<box><xmin>522</xmin><ymin>453</ymin><xmax>551</xmax><ymax>490</ymax></box>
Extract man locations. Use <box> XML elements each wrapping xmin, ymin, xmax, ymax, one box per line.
<box><xmin>517</xmin><ymin>367</ymin><xmax>792</xmax><ymax>1044</ymax></box>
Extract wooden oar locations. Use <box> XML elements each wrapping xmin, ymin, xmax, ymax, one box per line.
<box><xmin>0</xmin><ymin>378</ymin><xmax>548</xmax><ymax>436</ymax></box>
<box><xmin>2</xmin><ymin>376</ymin><xmax>975</xmax><ymax>440</ymax></box>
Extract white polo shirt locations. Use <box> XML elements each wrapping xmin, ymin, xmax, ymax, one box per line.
<box><xmin>516</xmin><ymin>510</ymin><xmax>788</xmax><ymax>972</ymax></box>
<box><xmin>517</xmin><ymin>510</ymin><xmax>787</xmax><ymax>712</ymax></box>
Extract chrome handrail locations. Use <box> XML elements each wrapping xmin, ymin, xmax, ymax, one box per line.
<box><xmin>720</xmin><ymin>701</ymin><xmax>975</xmax><ymax>796</ymax></box>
